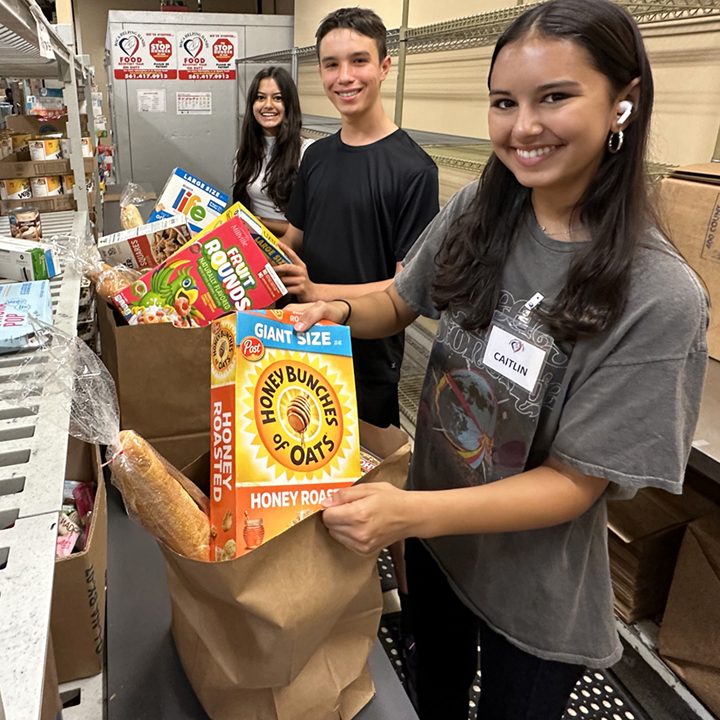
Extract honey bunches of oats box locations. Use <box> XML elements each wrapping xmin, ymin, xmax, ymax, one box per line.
<box><xmin>210</xmin><ymin>309</ymin><xmax>361</xmax><ymax>560</ymax></box>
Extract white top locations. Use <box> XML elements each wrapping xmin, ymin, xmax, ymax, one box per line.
<box><xmin>246</xmin><ymin>136</ymin><xmax>314</xmax><ymax>221</ymax></box>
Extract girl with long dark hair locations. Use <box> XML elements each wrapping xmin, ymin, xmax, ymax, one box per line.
<box><xmin>232</xmin><ymin>66</ymin><xmax>312</xmax><ymax>237</ymax></box>
<box><xmin>293</xmin><ymin>1</ymin><xmax>707</xmax><ymax>718</ymax></box>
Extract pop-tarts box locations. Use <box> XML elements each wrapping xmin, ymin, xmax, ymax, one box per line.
<box><xmin>149</xmin><ymin>168</ymin><xmax>229</xmax><ymax>235</ymax></box>
<box><xmin>210</xmin><ymin>309</ymin><xmax>361</xmax><ymax>560</ymax></box>
<box><xmin>0</xmin><ymin>280</ymin><xmax>53</xmax><ymax>353</ymax></box>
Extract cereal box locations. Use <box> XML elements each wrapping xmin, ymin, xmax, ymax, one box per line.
<box><xmin>195</xmin><ymin>202</ymin><xmax>290</xmax><ymax>266</ymax></box>
<box><xmin>112</xmin><ymin>216</ymin><xmax>286</xmax><ymax>327</ymax></box>
<box><xmin>210</xmin><ymin>309</ymin><xmax>361</xmax><ymax>560</ymax></box>
<box><xmin>148</xmin><ymin>167</ymin><xmax>229</xmax><ymax>235</ymax></box>
<box><xmin>98</xmin><ymin>216</ymin><xmax>192</xmax><ymax>270</ymax></box>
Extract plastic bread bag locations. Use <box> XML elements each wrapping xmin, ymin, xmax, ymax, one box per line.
<box><xmin>0</xmin><ymin>318</ymin><xmax>210</xmax><ymax>561</ymax></box>
<box><xmin>119</xmin><ymin>182</ymin><xmax>148</xmax><ymax>230</ymax></box>
<box><xmin>60</xmin><ymin>229</ymin><xmax>142</xmax><ymax>302</ymax></box>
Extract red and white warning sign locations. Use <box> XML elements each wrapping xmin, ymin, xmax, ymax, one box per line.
<box><xmin>178</xmin><ymin>31</ymin><xmax>237</xmax><ymax>80</ymax></box>
<box><xmin>112</xmin><ymin>29</ymin><xmax>177</xmax><ymax>80</ymax></box>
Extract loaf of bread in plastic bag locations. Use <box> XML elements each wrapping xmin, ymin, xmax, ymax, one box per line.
<box><xmin>112</xmin><ymin>430</ymin><xmax>210</xmax><ymax>561</ymax></box>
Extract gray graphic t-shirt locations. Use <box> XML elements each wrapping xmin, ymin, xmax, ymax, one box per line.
<box><xmin>394</xmin><ymin>181</ymin><xmax>708</xmax><ymax>667</ymax></box>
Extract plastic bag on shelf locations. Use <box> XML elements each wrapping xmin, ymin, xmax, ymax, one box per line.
<box><xmin>0</xmin><ymin>318</ymin><xmax>210</xmax><ymax>561</ymax></box>
<box><xmin>119</xmin><ymin>182</ymin><xmax>148</xmax><ymax>230</ymax></box>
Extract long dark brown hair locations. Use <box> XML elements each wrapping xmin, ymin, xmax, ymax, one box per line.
<box><xmin>433</xmin><ymin>0</ymin><xmax>656</xmax><ymax>340</ymax></box>
<box><xmin>232</xmin><ymin>67</ymin><xmax>302</xmax><ymax>214</ymax></box>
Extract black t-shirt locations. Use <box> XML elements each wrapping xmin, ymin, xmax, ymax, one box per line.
<box><xmin>286</xmin><ymin>129</ymin><xmax>439</xmax><ymax>384</ymax></box>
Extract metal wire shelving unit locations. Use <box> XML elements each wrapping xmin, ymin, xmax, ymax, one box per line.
<box><xmin>236</xmin><ymin>0</ymin><xmax>718</xmax><ymax>173</ymax></box>
<box><xmin>0</xmin><ymin>2</ymin><xmax>94</xmax><ymax>718</ymax></box>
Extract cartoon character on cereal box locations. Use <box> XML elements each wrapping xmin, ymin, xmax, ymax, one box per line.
<box><xmin>128</xmin><ymin>259</ymin><xmax>205</xmax><ymax>327</ymax></box>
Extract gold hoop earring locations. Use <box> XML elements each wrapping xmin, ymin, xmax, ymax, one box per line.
<box><xmin>608</xmin><ymin>130</ymin><xmax>624</xmax><ymax>154</ymax></box>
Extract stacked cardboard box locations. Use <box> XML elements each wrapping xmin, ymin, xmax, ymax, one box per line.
<box><xmin>608</xmin><ymin>485</ymin><xmax>715</xmax><ymax>623</ymax></box>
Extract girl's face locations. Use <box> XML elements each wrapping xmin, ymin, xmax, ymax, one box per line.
<box><xmin>489</xmin><ymin>36</ymin><xmax>621</xmax><ymax>201</ymax></box>
<box><xmin>253</xmin><ymin>78</ymin><xmax>285</xmax><ymax>136</ymax></box>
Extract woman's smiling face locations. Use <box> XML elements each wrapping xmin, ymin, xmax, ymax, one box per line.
<box><xmin>488</xmin><ymin>35</ymin><xmax>619</xmax><ymax>199</ymax></box>
<box><xmin>253</xmin><ymin>77</ymin><xmax>285</xmax><ymax>136</ymax></box>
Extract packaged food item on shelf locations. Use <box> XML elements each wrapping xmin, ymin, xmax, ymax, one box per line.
<box><xmin>98</xmin><ymin>216</ymin><xmax>192</xmax><ymax>270</ymax></box>
<box><xmin>0</xmin><ymin>235</ymin><xmax>59</xmax><ymax>281</ymax></box>
<box><xmin>82</xmin><ymin>136</ymin><xmax>93</xmax><ymax>158</ymax></box>
<box><xmin>29</xmin><ymin>135</ymin><xmax>62</xmax><ymax>161</ymax></box>
<box><xmin>148</xmin><ymin>167</ymin><xmax>229</xmax><ymax>235</ymax></box>
<box><xmin>0</xmin><ymin>279</ymin><xmax>53</xmax><ymax>352</ymax></box>
<box><xmin>210</xmin><ymin>308</ymin><xmax>361</xmax><ymax>559</ymax></box>
<box><xmin>8</xmin><ymin>206</ymin><xmax>42</xmax><ymax>240</ymax></box>
<box><xmin>31</xmin><ymin>175</ymin><xmax>63</xmax><ymax>197</ymax></box>
<box><xmin>11</xmin><ymin>132</ymin><xmax>31</xmax><ymax>153</ymax></box>
<box><xmin>62</xmin><ymin>174</ymin><xmax>74</xmax><ymax>195</ymax></box>
<box><xmin>112</xmin><ymin>216</ymin><xmax>286</xmax><ymax>327</ymax></box>
<box><xmin>5</xmin><ymin>177</ymin><xmax>32</xmax><ymax>201</ymax></box>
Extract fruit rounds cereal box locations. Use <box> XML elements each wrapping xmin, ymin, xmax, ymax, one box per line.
<box><xmin>210</xmin><ymin>309</ymin><xmax>361</xmax><ymax>560</ymax></box>
<box><xmin>112</xmin><ymin>217</ymin><xmax>286</xmax><ymax>327</ymax></box>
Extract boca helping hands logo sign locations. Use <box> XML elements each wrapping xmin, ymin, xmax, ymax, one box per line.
<box><xmin>112</xmin><ymin>28</ymin><xmax>176</xmax><ymax>79</ymax></box>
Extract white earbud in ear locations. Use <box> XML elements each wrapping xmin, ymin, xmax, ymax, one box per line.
<box><xmin>618</xmin><ymin>101</ymin><xmax>633</xmax><ymax>126</ymax></box>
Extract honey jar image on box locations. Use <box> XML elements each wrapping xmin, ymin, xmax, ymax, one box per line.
<box><xmin>210</xmin><ymin>309</ymin><xmax>361</xmax><ymax>560</ymax></box>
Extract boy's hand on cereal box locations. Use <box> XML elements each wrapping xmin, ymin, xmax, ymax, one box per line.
<box><xmin>276</xmin><ymin>243</ymin><xmax>318</xmax><ymax>302</ymax></box>
<box><xmin>290</xmin><ymin>301</ymin><xmax>348</xmax><ymax>332</ymax></box>
<box><xmin>321</xmin><ymin>482</ymin><xmax>413</xmax><ymax>556</ymax></box>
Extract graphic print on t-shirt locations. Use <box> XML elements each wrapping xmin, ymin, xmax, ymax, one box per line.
<box><xmin>419</xmin><ymin>291</ymin><xmax>570</xmax><ymax>486</ymax></box>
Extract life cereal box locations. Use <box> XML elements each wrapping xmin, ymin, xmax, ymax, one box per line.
<box><xmin>210</xmin><ymin>309</ymin><xmax>361</xmax><ymax>560</ymax></box>
<box><xmin>112</xmin><ymin>216</ymin><xmax>286</xmax><ymax>327</ymax></box>
<box><xmin>148</xmin><ymin>167</ymin><xmax>229</xmax><ymax>235</ymax></box>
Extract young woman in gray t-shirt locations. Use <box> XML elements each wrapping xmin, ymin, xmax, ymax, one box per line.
<box><xmin>292</xmin><ymin>1</ymin><xmax>708</xmax><ymax>718</ymax></box>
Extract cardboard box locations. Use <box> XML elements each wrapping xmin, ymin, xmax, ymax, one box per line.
<box><xmin>111</xmin><ymin>216</ymin><xmax>286</xmax><ymax>327</ymax></box>
<box><xmin>50</xmin><ymin>440</ymin><xmax>107</xmax><ymax>684</ymax></box>
<box><xmin>210</xmin><ymin>309</ymin><xmax>361</xmax><ymax>559</ymax></box>
<box><xmin>658</xmin><ymin>514</ymin><xmax>720</xmax><ymax>717</ymax></box>
<box><xmin>608</xmin><ymin>485</ymin><xmax>715</xmax><ymax>623</ymax></box>
<box><xmin>0</xmin><ymin>153</ymin><xmax>94</xmax><ymax>180</ymax></box>
<box><xmin>98</xmin><ymin>301</ymin><xmax>211</xmax><ymax>438</ymax></box>
<box><xmin>659</xmin><ymin>163</ymin><xmax>720</xmax><ymax>359</ymax></box>
<box><xmin>6</xmin><ymin>113</ymin><xmax>89</xmax><ymax>137</ymax></box>
<box><xmin>98</xmin><ymin>216</ymin><xmax>192</xmax><ymax>270</ymax></box>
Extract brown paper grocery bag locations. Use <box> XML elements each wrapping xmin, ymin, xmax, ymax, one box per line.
<box><xmin>158</xmin><ymin>443</ymin><xmax>411</xmax><ymax>720</ymax></box>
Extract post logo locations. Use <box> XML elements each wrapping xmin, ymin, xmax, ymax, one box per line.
<box><xmin>182</xmin><ymin>35</ymin><xmax>205</xmax><ymax>59</ymax></box>
<box><xmin>509</xmin><ymin>339</ymin><xmax>524</xmax><ymax>353</ymax></box>
<box><xmin>241</xmin><ymin>336</ymin><xmax>264</xmax><ymax>361</ymax></box>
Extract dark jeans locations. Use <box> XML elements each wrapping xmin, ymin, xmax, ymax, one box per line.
<box><xmin>404</xmin><ymin>537</ymin><xmax>585</xmax><ymax>720</ymax></box>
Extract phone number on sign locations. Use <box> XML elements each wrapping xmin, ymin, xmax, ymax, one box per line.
<box><xmin>183</xmin><ymin>71</ymin><xmax>235</xmax><ymax>80</ymax></box>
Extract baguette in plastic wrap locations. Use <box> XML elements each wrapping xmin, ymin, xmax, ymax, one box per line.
<box><xmin>112</xmin><ymin>430</ymin><xmax>210</xmax><ymax>561</ymax></box>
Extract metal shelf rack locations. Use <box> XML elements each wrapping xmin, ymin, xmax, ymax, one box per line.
<box><xmin>0</xmin><ymin>3</ymin><xmax>95</xmax><ymax>717</ymax></box>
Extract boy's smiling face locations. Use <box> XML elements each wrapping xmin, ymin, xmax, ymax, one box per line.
<box><xmin>318</xmin><ymin>29</ymin><xmax>391</xmax><ymax>120</ymax></box>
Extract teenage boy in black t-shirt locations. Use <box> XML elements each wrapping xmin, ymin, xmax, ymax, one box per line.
<box><xmin>276</xmin><ymin>7</ymin><xmax>439</xmax><ymax>428</ymax></box>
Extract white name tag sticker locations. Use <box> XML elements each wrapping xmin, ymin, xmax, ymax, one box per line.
<box><xmin>482</xmin><ymin>325</ymin><xmax>547</xmax><ymax>393</ymax></box>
